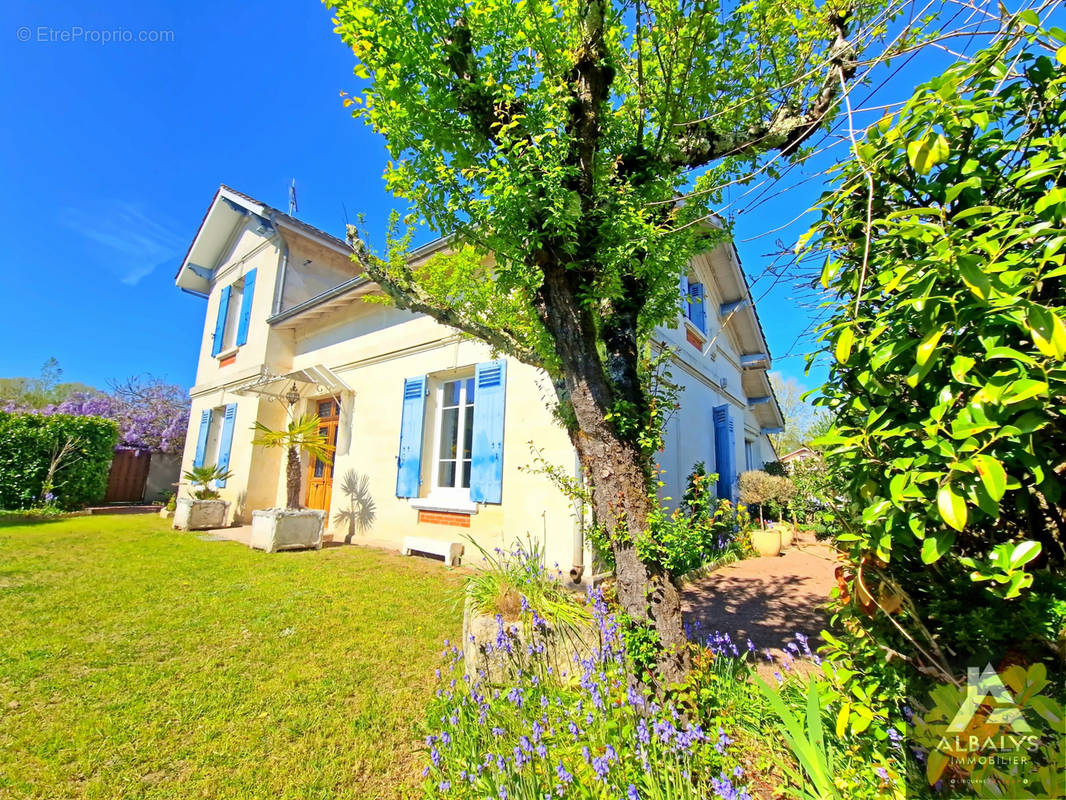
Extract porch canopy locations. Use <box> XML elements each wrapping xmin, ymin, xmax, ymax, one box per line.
<box><xmin>232</xmin><ymin>365</ymin><xmax>351</xmax><ymax>406</ymax></box>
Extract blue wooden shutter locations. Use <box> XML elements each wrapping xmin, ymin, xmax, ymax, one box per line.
<box><xmin>688</xmin><ymin>282</ymin><xmax>706</xmax><ymax>332</ymax></box>
<box><xmin>215</xmin><ymin>403</ymin><xmax>237</xmax><ymax>487</ymax></box>
<box><xmin>396</xmin><ymin>376</ymin><xmax>427</xmax><ymax>498</ymax></box>
<box><xmin>193</xmin><ymin>409</ymin><xmax>212</xmax><ymax>467</ymax></box>
<box><xmin>470</xmin><ymin>359</ymin><xmax>507</xmax><ymax>504</ymax></box>
<box><xmin>680</xmin><ymin>275</ymin><xmax>690</xmax><ymax>320</ymax></box>
<box><xmin>234</xmin><ymin>269</ymin><xmax>256</xmax><ymax>347</ymax></box>
<box><xmin>211</xmin><ymin>285</ymin><xmax>231</xmax><ymax>356</ymax></box>
<box><xmin>713</xmin><ymin>404</ymin><xmax>735</xmax><ymax>500</ymax></box>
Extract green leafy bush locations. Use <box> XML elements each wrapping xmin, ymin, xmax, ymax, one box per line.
<box><xmin>806</xmin><ymin>22</ymin><xmax>1066</xmax><ymax>798</ymax></box>
<box><xmin>811</xmin><ymin>24</ymin><xmax>1065</xmax><ymax>670</ymax></box>
<box><xmin>0</xmin><ymin>412</ymin><xmax>117</xmax><ymax>510</ymax></box>
<box><xmin>638</xmin><ymin>463</ymin><xmax>749</xmax><ymax>575</ymax></box>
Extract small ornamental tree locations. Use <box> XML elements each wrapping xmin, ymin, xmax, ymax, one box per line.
<box><xmin>328</xmin><ymin>0</ymin><xmax>911</xmax><ymax>684</ymax></box>
<box><xmin>738</xmin><ymin>470</ymin><xmax>777</xmax><ymax>528</ymax></box>
<box><xmin>252</xmin><ymin>415</ymin><xmax>334</xmax><ymax>510</ymax></box>
<box><xmin>809</xmin><ymin>23</ymin><xmax>1065</xmax><ymax>686</ymax></box>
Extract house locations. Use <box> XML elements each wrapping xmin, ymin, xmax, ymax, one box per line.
<box><xmin>174</xmin><ymin>185</ymin><xmax>784</xmax><ymax>570</ymax></box>
<box><xmin>780</xmin><ymin>446</ymin><xmax>819</xmax><ymax>465</ymax></box>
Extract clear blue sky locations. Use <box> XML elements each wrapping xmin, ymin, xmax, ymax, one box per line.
<box><xmin>0</xmin><ymin>0</ymin><xmax>1009</xmax><ymax>395</ymax></box>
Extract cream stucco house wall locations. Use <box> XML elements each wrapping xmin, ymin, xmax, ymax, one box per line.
<box><xmin>175</xmin><ymin>185</ymin><xmax>784</xmax><ymax>571</ymax></box>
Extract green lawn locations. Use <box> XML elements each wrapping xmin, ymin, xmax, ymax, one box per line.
<box><xmin>0</xmin><ymin>515</ymin><xmax>466</xmax><ymax>799</ymax></box>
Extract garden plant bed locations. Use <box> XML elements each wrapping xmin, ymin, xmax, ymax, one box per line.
<box><xmin>0</xmin><ymin>514</ymin><xmax>464</xmax><ymax>799</ymax></box>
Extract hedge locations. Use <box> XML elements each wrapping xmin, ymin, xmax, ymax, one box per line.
<box><xmin>0</xmin><ymin>412</ymin><xmax>119</xmax><ymax>510</ymax></box>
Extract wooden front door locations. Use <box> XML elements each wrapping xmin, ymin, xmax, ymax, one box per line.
<box><xmin>305</xmin><ymin>399</ymin><xmax>339</xmax><ymax>519</ymax></box>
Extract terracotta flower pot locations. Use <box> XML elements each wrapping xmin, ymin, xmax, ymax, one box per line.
<box><xmin>752</xmin><ymin>528</ymin><xmax>782</xmax><ymax>558</ymax></box>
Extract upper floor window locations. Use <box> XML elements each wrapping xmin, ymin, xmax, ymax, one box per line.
<box><xmin>680</xmin><ymin>274</ymin><xmax>706</xmax><ymax>333</ymax></box>
<box><xmin>210</xmin><ymin>268</ymin><xmax>258</xmax><ymax>357</ymax></box>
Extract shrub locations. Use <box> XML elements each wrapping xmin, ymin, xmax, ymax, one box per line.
<box><xmin>806</xmin><ymin>24</ymin><xmax>1066</xmax><ymax>798</ymax></box>
<box><xmin>738</xmin><ymin>470</ymin><xmax>791</xmax><ymax>528</ymax></box>
<box><xmin>466</xmin><ymin>538</ymin><xmax>591</xmax><ymax>630</ymax></box>
<box><xmin>810</xmin><ymin>25</ymin><xmax>1065</xmax><ymax>672</ymax></box>
<box><xmin>0</xmin><ymin>412</ymin><xmax>117</xmax><ymax>510</ymax></box>
<box><xmin>423</xmin><ymin>587</ymin><xmax>755</xmax><ymax>800</ymax></box>
<box><xmin>639</xmin><ymin>464</ymin><xmax>748</xmax><ymax>576</ymax></box>
<box><xmin>181</xmin><ymin>464</ymin><xmax>233</xmax><ymax>501</ymax></box>
<box><xmin>589</xmin><ymin>463</ymin><xmax>749</xmax><ymax>575</ymax></box>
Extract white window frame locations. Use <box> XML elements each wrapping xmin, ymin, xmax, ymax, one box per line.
<box><xmin>219</xmin><ymin>281</ymin><xmax>244</xmax><ymax>353</ymax></box>
<box><xmin>745</xmin><ymin>439</ymin><xmax>755</xmax><ymax>471</ymax></box>
<box><xmin>203</xmin><ymin>406</ymin><xmax>225</xmax><ymax>469</ymax></box>
<box><xmin>429</xmin><ymin>373</ymin><xmax>476</xmax><ymax>503</ymax></box>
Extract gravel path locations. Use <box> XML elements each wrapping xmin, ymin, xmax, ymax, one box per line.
<box><xmin>682</xmin><ymin>531</ymin><xmax>838</xmax><ymax>671</ymax></box>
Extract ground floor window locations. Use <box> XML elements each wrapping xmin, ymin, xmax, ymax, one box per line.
<box><xmin>434</xmin><ymin>376</ymin><xmax>475</xmax><ymax>492</ymax></box>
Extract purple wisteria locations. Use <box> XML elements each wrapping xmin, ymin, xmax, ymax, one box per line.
<box><xmin>4</xmin><ymin>378</ymin><xmax>189</xmax><ymax>454</ymax></box>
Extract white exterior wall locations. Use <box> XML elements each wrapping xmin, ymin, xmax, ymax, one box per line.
<box><xmin>178</xmin><ymin>206</ymin><xmax>779</xmax><ymax>570</ymax></box>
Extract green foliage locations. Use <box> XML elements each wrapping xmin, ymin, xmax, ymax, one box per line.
<box><xmin>465</xmin><ymin>537</ymin><xmax>591</xmax><ymax>630</ymax></box>
<box><xmin>809</xmin><ymin>24</ymin><xmax>1066</xmax><ymax>678</ymax></box>
<box><xmin>329</xmin><ymin>0</ymin><xmax>903</xmax><ymax>364</ymax></box>
<box><xmin>423</xmin><ymin>589</ymin><xmax>753</xmax><ymax>799</ymax></box>
<box><xmin>786</xmin><ymin>454</ymin><xmax>841</xmax><ymax>529</ymax></box>
<box><xmin>738</xmin><ymin>470</ymin><xmax>794</xmax><ymax>527</ymax></box>
<box><xmin>619</xmin><ymin>615</ymin><xmax>661</xmax><ymax>675</ymax></box>
<box><xmin>0</xmin><ymin>412</ymin><xmax>117</xmax><ymax>510</ymax></box>
<box><xmin>754</xmin><ymin>676</ymin><xmax>841</xmax><ymax>800</ymax></box>
<box><xmin>805</xmin><ymin>23</ymin><xmax>1066</xmax><ymax>798</ymax></box>
<box><xmin>181</xmin><ymin>464</ymin><xmax>233</xmax><ymax>501</ymax></box>
<box><xmin>250</xmin><ymin>414</ymin><xmax>334</xmax><ymax>465</ymax></box>
<box><xmin>0</xmin><ymin>357</ymin><xmax>94</xmax><ymax>410</ymax></box>
<box><xmin>636</xmin><ymin>463</ymin><xmax>748</xmax><ymax>575</ymax></box>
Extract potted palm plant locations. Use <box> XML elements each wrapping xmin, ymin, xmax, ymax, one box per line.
<box><xmin>173</xmin><ymin>464</ymin><xmax>233</xmax><ymax>530</ymax></box>
<box><xmin>248</xmin><ymin>414</ymin><xmax>334</xmax><ymax>553</ymax></box>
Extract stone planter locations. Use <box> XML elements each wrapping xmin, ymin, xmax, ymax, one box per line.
<box><xmin>250</xmin><ymin>508</ymin><xmax>325</xmax><ymax>553</ymax></box>
<box><xmin>462</xmin><ymin>593</ymin><xmax>601</xmax><ymax>683</ymax></box>
<box><xmin>751</xmin><ymin>528</ymin><xmax>782</xmax><ymax>558</ymax></box>
<box><xmin>173</xmin><ymin>498</ymin><xmax>229</xmax><ymax>531</ymax></box>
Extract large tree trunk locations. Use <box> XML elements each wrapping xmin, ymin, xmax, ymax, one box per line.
<box><xmin>286</xmin><ymin>446</ymin><xmax>302</xmax><ymax>509</ymax></box>
<box><xmin>571</xmin><ymin>424</ymin><xmax>691</xmax><ymax>686</ymax></box>
<box><xmin>538</xmin><ymin>260</ymin><xmax>691</xmax><ymax>686</ymax></box>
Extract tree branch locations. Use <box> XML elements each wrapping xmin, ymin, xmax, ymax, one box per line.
<box><xmin>673</xmin><ymin>10</ymin><xmax>857</xmax><ymax>168</ymax></box>
<box><xmin>444</xmin><ymin>15</ymin><xmax>526</xmax><ymax>144</ymax></box>
<box><xmin>347</xmin><ymin>234</ymin><xmax>543</xmax><ymax>368</ymax></box>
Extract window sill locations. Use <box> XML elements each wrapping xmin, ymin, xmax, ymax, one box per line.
<box><xmin>214</xmin><ymin>346</ymin><xmax>240</xmax><ymax>361</ymax></box>
<box><xmin>409</xmin><ymin>496</ymin><xmax>479</xmax><ymax>515</ymax></box>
